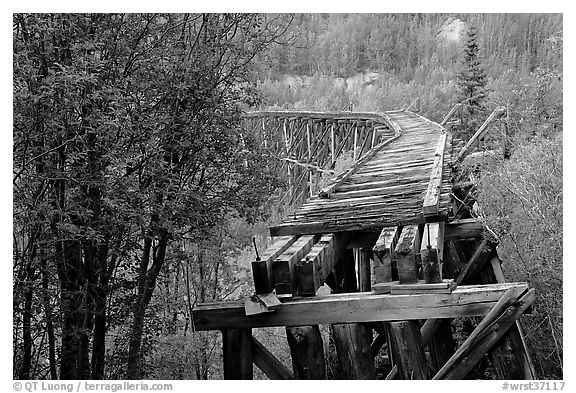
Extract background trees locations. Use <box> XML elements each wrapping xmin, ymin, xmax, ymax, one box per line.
<box><xmin>13</xmin><ymin>13</ymin><xmax>288</xmax><ymax>380</ymax></box>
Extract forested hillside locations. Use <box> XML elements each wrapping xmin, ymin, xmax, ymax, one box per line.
<box><xmin>13</xmin><ymin>13</ymin><xmax>562</xmax><ymax>380</ymax></box>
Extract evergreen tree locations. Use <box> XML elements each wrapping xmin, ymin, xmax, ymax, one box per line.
<box><xmin>457</xmin><ymin>26</ymin><xmax>488</xmax><ymax>121</ymax></box>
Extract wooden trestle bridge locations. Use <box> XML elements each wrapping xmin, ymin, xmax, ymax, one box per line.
<box><xmin>192</xmin><ymin>106</ymin><xmax>535</xmax><ymax>380</ymax></box>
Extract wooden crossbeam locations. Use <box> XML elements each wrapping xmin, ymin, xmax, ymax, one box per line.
<box><xmin>251</xmin><ymin>337</ymin><xmax>295</xmax><ymax>380</ymax></box>
<box><xmin>444</xmin><ymin>218</ymin><xmax>484</xmax><ymax>240</ymax></box>
<box><xmin>252</xmin><ymin>235</ymin><xmax>299</xmax><ymax>294</ymax></box>
<box><xmin>273</xmin><ymin>235</ymin><xmax>318</xmax><ymax>294</ymax></box>
<box><xmin>192</xmin><ymin>282</ymin><xmax>529</xmax><ymax>331</ymax></box>
<box><xmin>433</xmin><ymin>286</ymin><xmax>535</xmax><ymax>379</ymax></box>
<box><xmin>422</xmin><ymin>132</ymin><xmax>447</xmax><ymax>216</ymax></box>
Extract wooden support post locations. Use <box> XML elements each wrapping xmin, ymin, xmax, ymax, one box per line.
<box><xmin>286</xmin><ymin>326</ymin><xmax>326</xmax><ymax>379</ymax></box>
<box><xmin>222</xmin><ymin>329</ymin><xmax>253</xmax><ymax>379</ymax></box>
<box><xmin>252</xmin><ymin>337</ymin><xmax>295</xmax><ymax>380</ymax></box>
<box><xmin>428</xmin><ymin>319</ymin><xmax>456</xmax><ymax>373</ymax></box>
<box><xmin>332</xmin><ymin>323</ymin><xmax>375</xmax><ymax>379</ymax></box>
<box><xmin>394</xmin><ymin>225</ymin><xmax>419</xmax><ymax>284</ymax></box>
<box><xmin>330</xmin><ymin>123</ymin><xmax>336</xmax><ymax>166</ymax></box>
<box><xmin>330</xmin><ymin>235</ymin><xmax>375</xmax><ymax>379</ymax></box>
<box><xmin>358</xmin><ymin>248</ymin><xmax>372</xmax><ymax>291</ymax></box>
<box><xmin>389</xmin><ymin>321</ymin><xmax>430</xmax><ymax>379</ymax></box>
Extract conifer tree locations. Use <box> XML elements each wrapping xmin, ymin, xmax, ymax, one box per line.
<box><xmin>458</xmin><ymin>26</ymin><xmax>488</xmax><ymax>123</ymax></box>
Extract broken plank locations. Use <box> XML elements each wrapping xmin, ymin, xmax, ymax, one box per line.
<box><xmin>422</xmin><ymin>132</ymin><xmax>447</xmax><ymax>216</ymax></box>
<box><xmin>244</xmin><ymin>295</ymin><xmax>274</xmax><ymax>316</ymax></box>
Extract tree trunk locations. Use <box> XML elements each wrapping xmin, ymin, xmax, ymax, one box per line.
<box><xmin>57</xmin><ymin>239</ymin><xmax>84</xmax><ymax>379</ymax></box>
<box><xmin>41</xmin><ymin>258</ymin><xmax>58</xmax><ymax>380</ymax></box>
<box><xmin>91</xmin><ymin>248</ymin><xmax>111</xmax><ymax>379</ymax></box>
<box><xmin>127</xmin><ymin>229</ymin><xmax>169</xmax><ymax>379</ymax></box>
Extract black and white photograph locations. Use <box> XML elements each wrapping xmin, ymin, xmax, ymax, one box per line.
<box><xmin>12</xmin><ymin>9</ymin><xmax>564</xmax><ymax>384</ymax></box>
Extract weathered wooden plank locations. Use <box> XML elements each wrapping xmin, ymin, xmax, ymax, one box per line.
<box><xmin>269</xmin><ymin>212</ymin><xmax>449</xmax><ymax>237</ymax></box>
<box><xmin>223</xmin><ymin>329</ymin><xmax>253</xmax><ymax>379</ymax></box>
<box><xmin>422</xmin><ymin>132</ymin><xmax>447</xmax><ymax>216</ymax></box>
<box><xmin>252</xmin><ymin>336</ymin><xmax>295</xmax><ymax>380</ymax></box>
<box><xmin>433</xmin><ymin>287</ymin><xmax>535</xmax><ymax>379</ymax></box>
<box><xmin>273</xmin><ymin>235</ymin><xmax>318</xmax><ymax>294</ymax></box>
<box><xmin>285</xmin><ymin>325</ymin><xmax>326</xmax><ymax>379</ymax></box>
<box><xmin>192</xmin><ymin>283</ymin><xmax>529</xmax><ymax>330</ymax></box>
<box><xmin>252</xmin><ymin>235</ymin><xmax>299</xmax><ymax>294</ymax></box>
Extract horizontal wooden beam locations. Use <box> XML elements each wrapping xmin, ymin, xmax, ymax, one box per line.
<box><xmin>269</xmin><ymin>213</ymin><xmax>449</xmax><ymax>237</ymax></box>
<box><xmin>192</xmin><ymin>282</ymin><xmax>529</xmax><ymax>331</ymax></box>
<box><xmin>444</xmin><ymin>218</ymin><xmax>484</xmax><ymax>240</ymax></box>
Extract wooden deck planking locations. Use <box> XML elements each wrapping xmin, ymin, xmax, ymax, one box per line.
<box><xmin>269</xmin><ymin>111</ymin><xmax>453</xmax><ymax>236</ymax></box>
